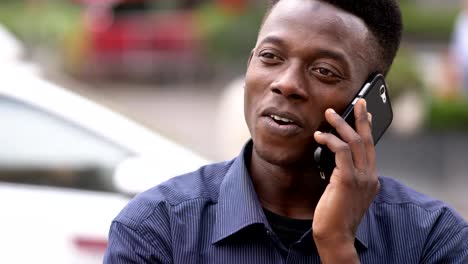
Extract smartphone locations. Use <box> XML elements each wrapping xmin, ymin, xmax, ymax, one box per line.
<box><xmin>313</xmin><ymin>74</ymin><xmax>393</xmax><ymax>182</ymax></box>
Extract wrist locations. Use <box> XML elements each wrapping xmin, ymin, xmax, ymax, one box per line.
<box><xmin>314</xmin><ymin>237</ymin><xmax>359</xmax><ymax>264</ymax></box>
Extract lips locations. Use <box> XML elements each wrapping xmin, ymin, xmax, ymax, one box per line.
<box><xmin>260</xmin><ymin>107</ymin><xmax>304</xmax><ymax>137</ymax></box>
<box><xmin>270</xmin><ymin>114</ymin><xmax>296</xmax><ymax>124</ymax></box>
<box><xmin>261</xmin><ymin>107</ymin><xmax>303</xmax><ymax>127</ymax></box>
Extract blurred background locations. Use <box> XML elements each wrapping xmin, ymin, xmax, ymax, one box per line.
<box><xmin>0</xmin><ymin>0</ymin><xmax>467</xmax><ymax>263</ymax></box>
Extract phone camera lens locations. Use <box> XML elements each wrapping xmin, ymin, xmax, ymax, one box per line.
<box><xmin>380</xmin><ymin>85</ymin><xmax>387</xmax><ymax>103</ymax></box>
<box><xmin>380</xmin><ymin>85</ymin><xmax>386</xmax><ymax>95</ymax></box>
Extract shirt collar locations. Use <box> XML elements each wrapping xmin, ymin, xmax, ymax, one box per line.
<box><xmin>212</xmin><ymin>141</ymin><xmax>267</xmax><ymax>244</ymax></box>
<box><xmin>212</xmin><ymin>140</ymin><xmax>370</xmax><ymax>249</ymax></box>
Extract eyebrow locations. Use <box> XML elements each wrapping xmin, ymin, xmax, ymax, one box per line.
<box><xmin>258</xmin><ymin>35</ymin><xmax>348</xmax><ymax>63</ymax></box>
<box><xmin>258</xmin><ymin>36</ymin><xmax>287</xmax><ymax>48</ymax></box>
<box><xmin>313</xmin><ymin>48</ymin><xmax>347</xmax><ymax>64</ymax></box>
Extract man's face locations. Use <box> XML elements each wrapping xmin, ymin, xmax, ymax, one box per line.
<box><xmin>245</xmin><ymin>0</ymin><xmax>375</xmax><ymax>166</ymax></box>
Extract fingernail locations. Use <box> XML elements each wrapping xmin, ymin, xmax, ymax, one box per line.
<box><xmin>314</xmin><ymin>131</ymin><xmax>322</xmax><ymax>137</ymax></box>
<box><xmin>327</xmin><ymin>108</ymin><xmax>336</xmax><ymax>114</ymax></box>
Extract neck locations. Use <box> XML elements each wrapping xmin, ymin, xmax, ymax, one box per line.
<box><xmin>249</xmin><ymin>147</ymin><xmax>325</xmax><ymax>220</ymax></box>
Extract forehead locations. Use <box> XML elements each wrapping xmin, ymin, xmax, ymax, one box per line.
<box><xmin>258</xmin><ymin>0</ymin><xmax>372</xmax><ymax>66</ymax></box>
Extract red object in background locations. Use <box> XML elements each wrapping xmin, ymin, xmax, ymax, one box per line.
<box><xmin>86</xmin><ymin>1</ymin><xmax>199</xmax><ymax>55</ymax></box>
<box><xmin>69</xmin><ymin>0</ymin><xmax>208</xmax><ymax>80</ymax></box>
<box><xmin>73</xmin><ymin>236</ymin><xmax>108</xmax><ymax>253</ymax></box>
<box><xmin>89</xmin><ymin>10</ymin><xmax>197</xmax><ymax>54</ymax></box>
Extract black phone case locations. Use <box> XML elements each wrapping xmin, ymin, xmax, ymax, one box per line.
<box><xmin>314</xmin><ymin>74</ymin><xmax>393</xmax><ymax>182</ymax></box>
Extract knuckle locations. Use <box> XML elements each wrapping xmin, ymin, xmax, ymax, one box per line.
<box><xmin>354</xmin><ymin>169</ymin><xmax>378</xmax><ymax>186</ymax></box>
<box><xmin>362</xmin><ymin>135</ymin><xmax>374</xmax><ymax>146</ymax></box>
<box><xmin>354</xmin><ymin>170</ymin><xmax>368</xmax><ymax>185</ymax></box>
<box><xmin>338</xmin><ymin>171</ymin><xmax>356</xmax><ymax>187</ymax></box>
<box><xmin>356</xmin><ymin>114</ymin><xmax>368</xmax><ymax>123</ymax></box>
<box><xmin>336</xmin><ymin>143</ymin><xmax>350</xmax><ymax>153</ymax></box>
<box><xmin>356</xmin><ymin>114</ymin><xmax>371</xmax><ymax>129</ymax></box>
<box><xmin>349</xmin><ymin>135</ymin><xmax>364</xmax><ymax>146</ymax></box>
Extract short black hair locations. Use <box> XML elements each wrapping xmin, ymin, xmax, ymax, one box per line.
<box><xmin>264</xmin><ymin>0</ymin><xmax>403</xmax><ymax>75</ymax></box>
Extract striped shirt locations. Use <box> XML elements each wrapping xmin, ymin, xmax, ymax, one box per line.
<box><xmin>104</xmin><ymin>142</ymin><xmax>468</xmax><ymax>263</ymax></box>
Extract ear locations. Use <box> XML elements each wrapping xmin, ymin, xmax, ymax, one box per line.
<box><xmin>246</xmin><ymin>48</ymin><xmax>254</xmax><ymax>68</ymax></box>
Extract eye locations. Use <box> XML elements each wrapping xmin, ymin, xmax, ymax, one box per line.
<box><xmin>309</xmin><ymin>61</ymin><xmax>343</xmax><ymax>78</ymax></box>
<box><xmin>261</xmin><ymin>52</ymin><xmax>280</xmax><ymax>60</ymax></box>
<box><xmin>313</xmin><ymin>67</ymin><xmax>337</xmax><ymax>77</ymax></box>
<box><xmin>258</xmin><ymin>51</ymin><xmax>283</xmax><ymax>63</ymax></box>
<box><xmin>309</xmin><ymin>64</ymin><xmax>343</xmax><ymax>83</ymax></box>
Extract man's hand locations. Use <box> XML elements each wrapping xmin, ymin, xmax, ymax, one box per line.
<box><xmin>312</xmin><ymin>99</ymin><xmax>380</xmax><ymax>263</ymax></box>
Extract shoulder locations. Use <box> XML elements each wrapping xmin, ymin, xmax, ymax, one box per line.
<box><xmin>370</xmin><ymin>177</ymin><xmax>467</xmax><ymax>261</ymax></box>
<box><xmin>114</xmin><ymin>159</ymin><xmax>235</xmax><ymax>229</ymax></box>
<box><xmin>375</xmin><ymin>176</ymin><xmax>463</xmax><ymax>215</ymax></box>
<box><xmin>376</xmin><ymin>176</ymin><xmax>437</xmax><ymax>205</ymax></box>
<box><xmin>374</xmin><ymin>176</ymin><xmax>467</xmax><ymax>234</ymax></box>
<box><xmin>104</xmin><ymin>160</ymin><xmax>237</xmax><ymax>262</ymax></box>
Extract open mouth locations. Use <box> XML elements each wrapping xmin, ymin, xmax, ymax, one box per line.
<box><xmin>270</xmin><ymin>114</ymin><xmax>296</xmax><ymax>126</ymax></box>
<box><xmin>261</xmin><ymin>110</ymin><xmax>303</xmax><ymax>136</ymax></box>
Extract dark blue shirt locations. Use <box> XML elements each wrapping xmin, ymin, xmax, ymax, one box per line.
<box><xmin>104</xmin><ymin>143</ymin><xmax>468</xmax><ymax>263</ymax></box>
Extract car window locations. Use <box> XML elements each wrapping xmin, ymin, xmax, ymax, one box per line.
<box><xmin>0</xmin><ymin>96</ymin><xmax>133</xmax><ymax>193</ymax></box>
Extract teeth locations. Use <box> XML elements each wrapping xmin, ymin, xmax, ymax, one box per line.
<box><xmin>270</xmin><ymin>114</ymin><xmax>294</xmax><ymax>123</ymax></box>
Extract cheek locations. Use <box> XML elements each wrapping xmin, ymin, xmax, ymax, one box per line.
<box><xmin>318</xmin><ymin>86</ymin><xmax>358</xmax><ymax>113</ymax></box>
<box><xmin>243</xmin><ymin>81</ymin><xmax>259</xmax><ymax>133</ymax></box>
<box><xmin>244</xmin><ymin>68</ymin><xmax>270</xmax><ymax>122</ymax></box>
<box><xmin>307</xmin><ymin>89</ymin><xmax>356</xmax><ymax>131</ymax></box>
<box><xmin>243</xmin><ymin>89</ymin><xmax>253</xmax><ymax>127</ymax></box>
<box><xmin>245</xmin><ymin>59</ymin><xmax>274</xmax><ymax>90</ymax></box>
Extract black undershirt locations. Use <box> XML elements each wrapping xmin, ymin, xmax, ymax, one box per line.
<box><xmin>263</xmin><ymin>208</ymin><xmax>312</xmax><ymax>248</ymax></box>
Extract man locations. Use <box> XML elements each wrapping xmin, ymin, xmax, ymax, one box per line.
<box><xmin>105</xmin><ymin>0</ymin><xmax>468</xmax><ymax>263</ymax></box>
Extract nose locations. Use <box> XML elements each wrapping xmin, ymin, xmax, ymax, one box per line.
<box><xmin>270</xmin><ymin>64</ymin><xmax>309</xmax><ymax>101</ymax></box>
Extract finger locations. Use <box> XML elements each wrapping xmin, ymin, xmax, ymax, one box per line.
<box><xmin>354</xmin><ymin>99</ymin><xmax>373</xmax><ymax>144</ymax></box>
<box><xmin>314</xmin><ymin>131</ymin><xmax>354</xmax><ymax>175</ymax></box>
<box><xmin>354</xmin><ymin>99</ymin><xmax>376</xmax><ymax>170</ymax></box>
<box><xmin>325</xmin><ymin>108</ymin><xmax>367</xmax><ymax>170</ymax></box>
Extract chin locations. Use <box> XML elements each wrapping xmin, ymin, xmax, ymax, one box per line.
<box><xmin>252</xmin><ymin>137</ymin><xmax>315</xmax><ymax>167</ymax></box>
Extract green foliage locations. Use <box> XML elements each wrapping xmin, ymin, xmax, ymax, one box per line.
<box><xmin>427</xmin><ymin>99</ymin><xmax>468</xmax><ymax>130</ymax></box>
<box><xmin>385</xmin><ymin>47</ymin><xmax>424</xmax><ymax>99</ymax></box>
<box><xmin>0</xmin><ymin>1</ymin><xmax>81</xmax><ymax>48</ymax></box>
<box><xmin>400</xmin><ymin>2</ymin><xmax>459</xmax><ymax>41</ymax></box>
<box><xmin>197</xmin><ymin>5</ymin><xmax>263</xmax><ymax>66</ymax></box>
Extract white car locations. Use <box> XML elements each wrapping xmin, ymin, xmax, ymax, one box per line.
<box><xmin>0</xmin><ymin>67</ymin><xmax>208</xmax><ymax>262</ymax></box>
